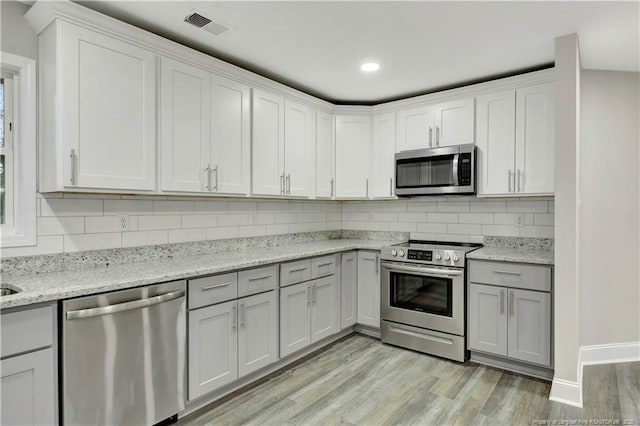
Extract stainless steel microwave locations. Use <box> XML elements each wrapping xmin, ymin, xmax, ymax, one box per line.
<box><xmin>394</xmin><ymin>144</ymin><xmax>476</xmax><ymax>196</ymax></box>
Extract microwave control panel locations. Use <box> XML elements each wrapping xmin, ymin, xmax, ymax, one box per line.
<box><xmin>458</xmin><ymin>153</ymin><xmax>472</xmax><ymax>186</ymax></box>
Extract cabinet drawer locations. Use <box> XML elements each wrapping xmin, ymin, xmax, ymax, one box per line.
<box><xmin>1</xmin><ymin>305</ymin><xmax>55</xmax><ymax>358</ymax></box>
<box><xmin>469</xmin><ymin>260</ymin><xmax>551</xmax><ymax>292</ymax></box>
<box><xmin>238</xmin><ymin>265</ymin><xmax>278</xmax><ymax>297</ymax></box>
<box><xmin>311</xmin><ymin>255</ymin><xmax>336</xmax><ymax>279</ymax></box>
<box><xmin>280</xmin><ymin>260</ymin><xmax>312</xmax><ymax>287</ymax></box>
<box><xmin>188</xmin><ymin>272</ymin><xmax>238</xmax><ymax>309</ymax></box>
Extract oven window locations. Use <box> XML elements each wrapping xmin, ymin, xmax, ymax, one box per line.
<box><xmin>396</xmin><ymin>155</ymin><xmax>455</xmax><ymax>188</ymax></box>
<box><xmin>390</xmin><ymin>272</ymin><xmax>452</xmax><ymax>317</ymax></box>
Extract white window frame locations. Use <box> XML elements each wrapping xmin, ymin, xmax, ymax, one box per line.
<box><xmin>0</xmin><ymin>52</ymin><xmax>36</xmax><ymax>248</ymax></box>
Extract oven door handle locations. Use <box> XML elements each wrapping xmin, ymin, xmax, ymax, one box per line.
<box><xmin>381</xmin><ymin>262</ymin><xmax>463</xmax><ymax>278</ymax></box>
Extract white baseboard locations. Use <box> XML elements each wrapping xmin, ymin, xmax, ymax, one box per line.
<box><xmin>550</xmin><ymin>341</ymin><xmax>640</xmax><ymax>408</ymax></box>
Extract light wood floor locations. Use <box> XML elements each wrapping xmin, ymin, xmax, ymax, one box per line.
<box><xmin>180</xmin><ymin>334</ymin><xmax>640</xmax><ymax>425</ymax></box>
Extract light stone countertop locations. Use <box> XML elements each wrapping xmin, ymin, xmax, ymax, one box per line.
<box><xmin>467</xmin><ymin>246</ymin><xmax>554</xmax><ymax>265</ymax></box>
<box><xmin>1</xmin><ymin>239</ymin><xmax>397</xmax><ymax>310</ymax></box>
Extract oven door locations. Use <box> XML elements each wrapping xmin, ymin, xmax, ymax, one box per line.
<box><xmin>381</xmin><ymin>261</ymin><xmax>464</xmax><ymax>336</ymax></box>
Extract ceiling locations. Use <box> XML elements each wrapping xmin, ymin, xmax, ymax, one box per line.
<box><xmin>72</xmin><ymin>1</ymin><xmax>639</xmax><ymax>104</ymax></box>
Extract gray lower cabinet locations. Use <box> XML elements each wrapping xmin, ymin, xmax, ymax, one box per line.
<box><xmin>237</xmin><ymin>291</ymin><xmax>278</xmax><ymax>377</ymax></box>
<box><xmin>340</xmin><ymin>252</ymin><xmax>357</xmax><ymax>329</ymax></box>
<box><xmin>468</xmin><ymin>259</ymin><xmax>552</xmax><ymax>368</ymax></box>
<box><xmin>0</xmin><ymin>304</ymin><xmax>57</xmax><ymax>425</ymax></box>
<box><xmin>356</xmin><ymin>251</ymin><xmax>380</xmax><ymax>328</ymax></box>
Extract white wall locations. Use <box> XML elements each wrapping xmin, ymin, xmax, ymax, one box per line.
<box><xmin>579</xmin><ymin>70</ymin><xmax>640</xmax><ymax>346</ymax></box>
<box><xmin>1</xmin><ymin>1</ymin><xmax>36</xmax><ymax>59</ymax></box>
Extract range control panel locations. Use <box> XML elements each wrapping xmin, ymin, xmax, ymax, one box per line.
<box><xmin>407</xmin><ymin>249</ymin><xmax>432</xmax><ymax>261</ymax></box>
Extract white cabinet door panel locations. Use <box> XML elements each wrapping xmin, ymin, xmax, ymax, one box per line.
<box><xmin>284</xmin><ymin>100</ymin><xmax>314</xmax><ymax>197</ymax></box>
<box><xmin>252</xmin><ymin>89</ymin><xmax>285</xmax><ymax>196</ymax></box>
<box><xmin>396</xmin><ymin>105</ymin><xmax>435</xmax><ymax>151</ymax></box>
<box><xmin>507</xmin><ymin>288</ymin><xmax>551</xmax><ymax>366</ymax></box>
<box><xmin>476</xmin><ymin>90</ymin><xmax>516</xmax><ymax>195</ymax></box>
<box><xmin>279</xmin><ymin>282</ymin><xmax>311</xmax><ymax>357</ymax></box>
<box><xmin>212</xmin><ymin>76</ymin><xmax>251</xmax><ymax>195</ymax></box>
<box><xmin>434</xmin><ymin>98</ymin><xmax>475</xmax><ymax>147</ymax></box>
<box><xmin>335</xmin><ymin>115</ymin><xmax>371</xmax><ymax>198</ymax></box>
<box><xmin>372</xmin><ymin>112</ymin><xmax>396</xmax><ymax>198</ymax></box>
<box><xmin>238</xmin><ymin>291</ymin><xmax>278</xmax><ymax>377</ymax></box>
<box><xmin>160</xmin><ymin>58</ymin><xmax>210</xmax><ymax>192</ymax></box>
<box><xmin>468</xmin><ymin>283</ymin><xmax>508</xmax><ymax>356</ymax></box>
<box><xmin>357</xmin><ymin>251</ymin><xmax>380</xmax><ymax>328</ymax></box>
<box><xmin>311</xmin><ymin>276</ymin><xmax>339</xmax><ymax>343</ymax></box>
<box><xmin>188</xmin><ymin>300</ymin><xmax>238</xmax><ymax>400</ymax></box>
<box><xmin>62</xmin><ymin>24</ymin><xmax>156</xmax><ymax>190</ymax></box>
<box><xmin>315</xmin><ymin>111</ymin><xmax>335</xmax><ymax>198</ymax></box>
<box><xmin>515</xmin><ymin>83</ymin><xmax>555</xmax><ymax>195</ymax></box>
<box><xmin>340</xmin><ymin>252</ymin><xmax>357</xmax><ymax>329</ymax></box>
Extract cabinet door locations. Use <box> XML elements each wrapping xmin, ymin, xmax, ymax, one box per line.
<box><xmin>315</xmin><ymin>111</ymin><xmax>335</xmax><ymax>198</ymax></box>
<box><xmin>238</xmin><ymin>291</ymin><xmax>278</xmax><ymax>378</ymax></box>
<box><xmin>507</xmin><ymin>288</ymin><xmax>551</xmax><ymax>366</ymax></box>
<box><xmin>515</xmin><ymin>83</ymin><xmax>555</xmax><ymax>195</ymax></box>
<box><xmin>476</xmin><ymin>90</ymin><xmax>516</xmax><ymax>196</ymax></box>
<box><xmin>284</xmin><ymin>100</ymin><xmax>314</xmax><ymax>197</ymax></box>
<box><xmin>252</xmin><ymin>89</ymin><xmax>285</xmax><ymax>196</ymax></box>
<box><xmin>468</xmin><ymin>283</ymin><xmax>508</xmax><ymax>356</ymax></box>
<box><xmin>357</xmin><ymin>251</ymin><xmax>380</xmax><ymax>328</ymax></box>
<box><xmin>335</xmin><ymin>115</ymin><xmax>371</xmax><ymax>198</ymax></box>
<box><xmin>188</xmin><ymin>300</ymin><xmax>238</xmax><ymax>400</ymax></box>
<box><xmin>62</xmin><ymin>23</ymin><xmax>156</xmax><ymax>190</ymax></box>
<box><xmin>279</xmin><ymin>282</ymin><xmax>311</xmax><ymax>357</ymax></box>
<box><xmin>160</xmin><ymin>58</ymin><xmax>211</xmax><ymax>192</ymax></box>
<box><xmin>434</xmin><ymin>98</ymin><xmax>475</xmax><ymax>147</ymax></box>
<box><xmin>340</xmin><ymin>252</ymin><xmax>358</xmax><ymax>329</ymax></box>
<box><xmin>395</xmin><ymin>105</ymin><xmax>435</xmax><ymax>151</ymax></box>
<box><xmin>310</xmin><ymin>276</ymin><xmax>339</xmax><ymax>343</ymax></box>
<box><xmin>372</xmin><ymin>112</ymin><xmax>396</xmax><ymax>198</ymax></box>
<box><xmin>211</xmin><ymin>76</ymin><xmax>251</xmax><ymax>195</ymax></box>
<box><xmin>1</xmin><ymin>348</ymin><xmax>56</xmax><ymax>426</ymax></box>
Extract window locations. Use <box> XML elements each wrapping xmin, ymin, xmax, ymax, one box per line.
<box><xmin>0</xmin><ymin>52</ymin><xmax>36</xmax><ymax>248</ymax></box>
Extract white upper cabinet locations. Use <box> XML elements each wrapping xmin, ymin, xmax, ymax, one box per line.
<box><xmin>283</xmin><ymin>100</ymin><xmax>314</xmax><ymax>197</ymax></box>
<box><xmin>211</xmin><ymin>76</ymin><xmax>251</xmax><ymax>195</ymax></box>
<box><xmin>476</xmin><ymin>82</ymin><xmax>554</xmax><ymax>196</ymax></box>
<box><xmin>48</xmin><ymin>22</ymin><xmax>157</xmax><ymax>191</ymax></box>
<box><xmin>395</xmin><ymin>98</ymin><xmax>474</xmax><ymax>151</ymax></box>
<box><xmin>160</xmin><ymin>58</ymin><xmax>211</xmax><ymax>193</ymax></box>
<box><xmin>371</xmin><ymin>112</ymin><xmax>396</xmax><ymax>198</ymax></box>
<box><xmin>252</xmin><ymin>89</ymin><xmax>285</xmax><ymax>196</ymax></box>
<box><xmin>515</xmin><ymin>83</ymin><xmax>555</xmax><ymax>195</ymax></box>
<box><xmin>315</xmin><ymin>112</ymin><xmax>335</xmax><ymax>198</ymax></box>
<box><xmin>335</xmin><ymin>114</ymin><xmax>371</xmax><ymax>198</ymax></box>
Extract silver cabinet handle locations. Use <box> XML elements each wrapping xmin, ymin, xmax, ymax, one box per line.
<box><xmin>231</xmin><ymin>305</ymin><xmax>237</xmax><ymax>329</ymax></box>
<box><xmin>493</xmin><ymin>270</ymin><xmax>522</xmax><ymax>276</ymax></box>
<box><xmin>286</xmin><ymin>173</ymin><xmax>291</xmax><ymax>195</ymax></box>
<box><xmin>66</xmin><ymin>290</ymin><xmax>185</xmax><ymax>320</ymax></box>
<box><xmin>366</xmin><ymin>178</ymin><xmax>369</xmax><ymax>197</ymax></box>
<box><xmin>69</xmin><ymin>149</ymin><xmax>77</xmax><ymax>185</ymax></box>
<box><xmin>201</xmin><ymin>282</ymin><xmax>231</xmax><ymax>291</ymax></box>
<box><xmin>205</xmin><ymin>164</ymin><xmax>212</xmax><ymax>191</ymax></box>
<box><xmin>376</xmin><ymin>255</ymin><xmax>379</xmax><ymax>274</ymax></box>
<box><xmin>289</xmin><ymin>267</ymin><xmax>308</xmax><ymax>273</ymax></box>
<box><xmin>317</xmin><ymin>262</ymin><xmax>333</xmax><ymax>268</ymax></box>
<box><xmin>500</xmin><ymin>289</ymin><xmax>505</xmax><ymax>315</ymax></box>
<box><xmin>389</xmin><ymin>177</ymin><xmax>393</xmax><ymax>197</ymax></box>
<box><xmin>248</xmin><ymin>274</ymin><xmax>272</xmax><ymax>282</ymax></box>
<box><xmin>517</xmin><ymin>169</ymin><xmax>522</xmax><ymax>192</ymax></box>
<box><xmin>508</xmin><ymin>170</ymin><xmax>512</xmax><ymax>193</ymax></box>
<box><xmin>240</xmin><ymin>303</ymin><xmax>245</xmax><ymax>327</ymax></box>
<box><xmin>212</xmin><ymin>165</ymin><xmax>218</xmax><ymax>191</ymax></box>
<box><xmin>436</xmin><ymin>126</ymin><xmax>440</xmax><ymax>147</ymax></box>
<box><xmin>330</xmin><ymin>178</ymin><xmax>334</xmax><ymax>198</ymax></box>
<box><xmin>428</xmin><ymin>126</ymin><xmax>433</xmax><ymax>147</ymax></box>
<box><xmin>381</xmin><ymin>261</ymin><xmax>463</xmax><ymax>277</ymax></box>
<box><xmin>280</xmin><ymin>173</ymin><xmax>285</xmax><ymax>195</ymax></box>
<box><xmin>306</xmin><ymin>285</ymin><xmax>311</xmax><ymax>304</ymax></box>
<box><xmin>510</xmin><ymin>291</ymin><xmax>515</xmax><ymax>317</ymax></box>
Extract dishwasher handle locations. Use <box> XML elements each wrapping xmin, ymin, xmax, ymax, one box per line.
<box><xmin>66</xmin><ymin>289</ymin><xmax>185</xmax><ymax>320</ymax></box>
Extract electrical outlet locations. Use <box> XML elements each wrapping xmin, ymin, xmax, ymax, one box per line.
<box><xmin>514</xmin><ymin>214</ymin><xmax>525</xmax><ymax>227</ymax></box>
<box><xmin>118</xmin><ymin>215</ymin><xmax>129</xmax><ymax>231</ymax></box>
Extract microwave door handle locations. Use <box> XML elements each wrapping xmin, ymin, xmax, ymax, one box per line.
<box><xmin>452</xmin><ymin>154</ymin><xmax>459</xmax><ymax>185</ymax></box>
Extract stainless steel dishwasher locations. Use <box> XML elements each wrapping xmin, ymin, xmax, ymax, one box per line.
<box><xmin>61</xmin><ymin>280</ymin><xmax>187</xmax><ymax>425</ymax></box>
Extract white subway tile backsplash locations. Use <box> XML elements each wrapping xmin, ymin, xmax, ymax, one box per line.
<box><xmin>253</xmin><ymin>213</ymin><xmax>275</xmax><ymax>225</ymax></box>
<box><xmin>122</xmin><ymin>231</ymin><xmax>168</xmax><ymax>248</ymax></box>
<box><xmin>228</xmin><ymin>201</ymin><xmax>258</xmax><ymax>212</ymax></box>
<box><xmin>407</xmin><ymin>201</ymin><xmax>438</xmax><ymax>212</ymax></box>
<box><xmin>194</xmin><ymin>200</ymin><xmax>228</xmax><ymax>213</ymax></box>
<box><xmin>534</xmin><ymin>213</ymin><xmax>554</xmax><ymax>226</ymax></box>
<box><xmin>389</xmin><ymin>222</ymin><xmax>417</xmax><ymax>232</ymax></box>
<box><xmin>218</xmin><ymin>214</ymin><xmax>250</xmax><ymax>227</ymax></box>
<box><xmin>482</xmin><ymin>224</ymin><xmax>520</xmax><ymax>237</ymax></box>
<box><xmin>427</xmin><ymin>213</ymin><xmax>459</xmax><ymax>223</ymax></box>
<box><xmin>437</xmin><ymin>234</ymin><xmax>471</xmax><ymax>243</ymax></box>
<box><xmin>65</xmin><ymin>233</ymin><xmax>121</xmax><ymax>252</ymax></box>
<box><xmin>138</xmin><ymin>215</ymin><xmax>182</xmax><ymax>231</ymax></box>
<box><xmin>181</xmin><ymin>214</ymin><xmax>218</xmax><ymax>229</ymax></box>
<box><xmin>379</xmin><ymin>201</ymin><xmax>408</xmax><ymax>212</ymax></box>
<box><xmin>398</xmin><ymin>212</ymin><xmax>427</xmax><ymax>223</ymax></box>
<box><xmin>238</xmin><ymin>225</ymin><xmax>266</xmax><ymax>238</ymax></box>
<box><xmin>266</xmin><ymin>224</ymin><xmax>290</xmax><ymax>235</ymax></box>
<box><xmin>458</xmin><ymin>213</ymin><xmax>494</xmax><ymax>224</ymax></box>
<box><xmin>206</xmin><ymin>226</ymin><xmax>239</xmax><ymax>240</ymax></box>
<box><xmin>153</xmin><ymin>200</ymin><xmax>195</xmax><ymax>215</ymax></box>
<box><xmin>447</xmin><ymin>223</ymin><xmax>482</xmax><ymax>235</ymax></box>
<box><xmin>416</xmin><ymin>223</ymin><xmax>448</xmax><ymax>233</ymax></box>
<box><xmin>37</xmin><ymin>217</ymin><xmax>84</xmax><ymax>236</ymax></box>
<box><xmin>1</xmin><ymin>236</ymin><xmax>64</xmax><ymax>257</ymax></box>
<box><xmin>257</xmin><ymin>202</ymin><xmax>283</xmax><ymax>212</ymax></box>
<box><xmin>469</xmin><ymin>201</ymin><xmax>507</xmax><ymax>213</ymax></box>
<box><xmin>364</xmin><ymin>221</ymin><xmax>390</xmax><ymax>231</ymax></box>
<box><xmin>506</xmin><ymin>200</ymin><xmax>549</xmax><ymax>213</ymax></box>
<box><xmin>104</xmin><ymin>200</ymin><xmax>154</xmax><ymax>215</ymax></box>
<box><xmin>85</xmin><ymin>216</ymin><xmax>122</xmax><ymax>234</ymax></box>
<box><xmin>168</xmin><ymin>228</ymin><xmax>207</xmax><ymax>244</ymax></box>
<box><xmin>370</xmin><ymin>212</ymin><xmax>398</xmax><ymax>222</ymax></box>
<box><xmin>41</xmin><ymin>198</ymin><xmax>103</xmax><ymax>217</ymax></box>
<box><xmin>436</xmin><ymin>201</ymin><xmax>470</xmax><ymax>213</ymax></box>
<box><xmin>275</xmin><ymin>213</ymin><xmax>297</xmax><ymax>224</ymax></box>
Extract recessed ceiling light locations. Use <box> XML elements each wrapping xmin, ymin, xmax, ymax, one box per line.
<box><xmin>360</xmin><ymin>62</ymin><xmax>380</xmax><ymax>72</ymax></box>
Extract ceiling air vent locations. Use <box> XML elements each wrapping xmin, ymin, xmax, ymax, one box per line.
<box><xmin>184</xmin><ymin>11</ymin><xmax>230</xmax><ymax>36</ymax></box>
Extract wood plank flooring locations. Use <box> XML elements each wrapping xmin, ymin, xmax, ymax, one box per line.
<box><xmin>179</xmin><ymin>334</ymin><xmax>640</xmax><ymax>425</ymax></box>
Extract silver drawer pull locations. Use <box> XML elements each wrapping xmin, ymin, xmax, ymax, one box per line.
<box><xmin>201</xmin><ymin>282</ymin><xmax>231</xmax><ymax>291</ymax></box>
<box><xmin>66</xmin><ymin>290</ymin><xmax>185</xmax><ymax>320</ymax></box>
<box><xmin>493</xmin><ymin>270</ymin><xmax>522</xmax><ymax>276</ymax></box>
<box><xmin>289</xmin><ymin>267</ymin><xmax>308</xmax><ymax>273</ymax></box>
<box><xmin>316</xmin><ymin>262</ymin><xmax>333</xmax><ymax>268</ymax></box>
<box><xmin>248</xmin><ymin>274</ymin><xmax>272</xmax><ymax>282</ymax></box>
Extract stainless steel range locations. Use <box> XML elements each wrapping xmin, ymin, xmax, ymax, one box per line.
<box><xmin>380</xmin><ymin>240</ymin><xmax>482</xmax><ymax>362</ymax></box>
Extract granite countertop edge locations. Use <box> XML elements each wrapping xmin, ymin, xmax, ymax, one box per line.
<box><xmin>1</xmin><ymin>239</ymin><xmax>397</xmax><ymax>310</ymax></box>
<box><xmin>467</xmin><ymin>246</ymin><xmax>554</xmax><ymax>266</ymax></box>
